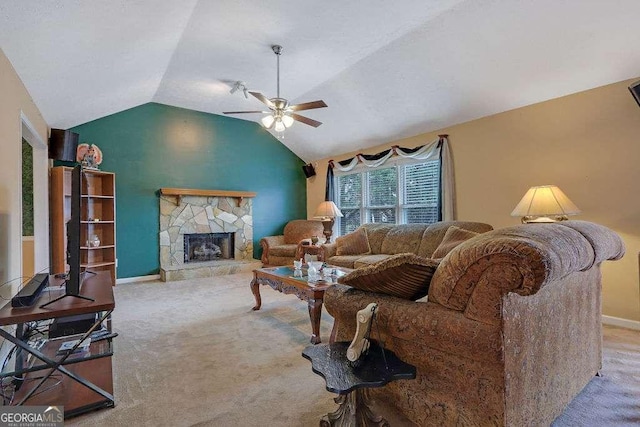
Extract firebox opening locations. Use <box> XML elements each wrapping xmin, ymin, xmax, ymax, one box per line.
<box><xmin>184</xmin><ymin>232</ymin><xmax>234</xmax><ymax>263</ymax></box>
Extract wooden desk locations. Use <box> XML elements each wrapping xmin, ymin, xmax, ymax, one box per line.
<box><xmin>0</xmin><ymin>271</ymin><xmax>116</xmax><ymax>418</ymax></box>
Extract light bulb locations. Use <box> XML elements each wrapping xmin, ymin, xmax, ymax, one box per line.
<box><xmin>282</xmin><ymin>114</ymin><xmax>294</xmax><ymax>128</ymax></box>
<box><xmin>261</xmin><ymin>115</ymin><xmax>275</xmax><ymax>129</ymax></box>
<box><xmin>274</xmin><ymin>119</ymin><xmax>285</xmax><ymax>132</ymax></box>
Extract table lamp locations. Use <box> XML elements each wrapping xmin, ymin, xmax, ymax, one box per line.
<box><xmin>314</xmin><ymin>201</ymin><xmax>343</xmax><ymax>243</ymax></box>
<box><xmin>511</xmin><ymin>185</ymin><xmax>580</xmax><ymax>223</ymax></box>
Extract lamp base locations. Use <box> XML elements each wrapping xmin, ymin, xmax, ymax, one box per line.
<box><xmin>521</xmin><ymin>215</ymin><xmax>569</xmax><ymax>224</ymax></box>
<box><xmin>322</xmin><ymin>219</ymin><xmax>335</xmax><ymax>243</ymax></box>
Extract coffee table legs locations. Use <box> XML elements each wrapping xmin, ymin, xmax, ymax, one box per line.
<box><xmin>308</xmin><ymin>298</ymin><xmax>323</xmax><ymax>344</ymax></box>
<box><xmin>321</xmin><ymin>388</ymin><xmax>389</xmax><ymax>427</ymax></box>
<box><xmin>251</xmin><ymin>274</ymin><xmax>324</xmax><ymax>344</ymax></box>
<box><xmin>250</xmin><ymin>278</ymin><xmax>262</xmax><ymax>311</ymax></box>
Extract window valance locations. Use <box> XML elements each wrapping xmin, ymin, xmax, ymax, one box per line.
<box><xmin>326</xmin><ymin>135</ymin><xmax>456</xmax><ymax>221</ymax></box>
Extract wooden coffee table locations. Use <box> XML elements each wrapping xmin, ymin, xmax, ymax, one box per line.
<box><xmin>250</xmin><ymin>266</ymin><xmax>350</xmax><ymax>344</ymax></box>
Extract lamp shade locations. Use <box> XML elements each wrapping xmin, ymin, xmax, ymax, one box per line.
<box><xmin>314</xmin><ymin>201</ymin><xmax>343</xmax><ymax>219</ymax></box>
<box><xmin>511</xmin><ymin>185</ymin><xmax>580</xmax><ymax>222</ymax></box>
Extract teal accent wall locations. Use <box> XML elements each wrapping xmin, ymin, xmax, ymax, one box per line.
<box><xmin>71</xmin><ymin>103</ymin><xmax>307</xmax><ymax>278</ymax></box>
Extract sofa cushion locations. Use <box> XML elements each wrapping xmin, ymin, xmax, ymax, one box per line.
<box><xmin>336</xmin><ymin>227</ymin><xmax>371</xmax><ymax>255</ymax></box>
<box><xmin>380</xmin><ymin>224</ymin><xmax>429</xmax><ymax>255</ymax></box>
<box><xmin>431</xmin><ymin>226</ymin><xmax>480</xmax><ymax>259</ymax></box>
<box><xmin>417</xmin><ymin>221</ymin><xmax>495</xmax><ymax>258</ymax></box>
<box><xmin>361</xmin><ymin>224</ymin><xmax>396</xmax><ymax>254</ymax></box>
<box><xmin>338</xmin><ymin>253</ymin><xmax>440</xmax><ymax>300</ymax></box>
<box><xmin>268</xmin><ymin>244</ymin><xmax>299</xmax><ymax>257</ymax></box>
<box><xmin>353</xmin><ymin>254</ymin><xmax>393</xmax><ymax>269</ymax></box>
<box><xmin>325</xmin><ymin>255</ymin><xmax>363</xmax><ymax>269</ymax></box>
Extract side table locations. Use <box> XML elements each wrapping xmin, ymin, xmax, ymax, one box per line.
<box><xmin>296</xmin><ymin>243</ymin><xmax>324</xmax><ymax>262</ymax></box>
<box><xmin>302</xmin><ymin>341</ymin><xmax>416</xmax><ymax>426</ymax></box>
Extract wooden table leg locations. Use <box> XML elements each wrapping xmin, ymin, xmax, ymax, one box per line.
<box><xmin>250</xmin><ymin>277</ymin><xmax>262</xmax><ymax>311</ymax></box>
<box><xmin>308</xmin><ymin>298</ymin><xmax>323</xmax><ymax>344</ymax></box>
<box><xmin>320</xmin><ymin>388</ymin><xmax>388</xmax><ymax>427</ymax></box>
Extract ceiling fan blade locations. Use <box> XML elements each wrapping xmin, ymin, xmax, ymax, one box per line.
<box><xmin>288</xmin><ymin>100</ymin><xmax>327</xmax><ymax>112</ymax></box>
<box><xmin>290</xmin><ymin>113</ymin><xmax>322</xmax><ymax>128</ymax></box>
<box><xmin>249</xmin><ymin>92</ymin><xmax>274</xmax><ymax>108</ymax></box>
<box><xmin>223</xmin><ymin>110</ymin><xmax>265</xmax><ymax>114</ymax></box>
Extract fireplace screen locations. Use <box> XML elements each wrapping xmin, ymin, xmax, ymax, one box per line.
<box><xmin>184</xmin><ymin>232</ymin><xmax>234</xmax><ymax>263</ymax></box>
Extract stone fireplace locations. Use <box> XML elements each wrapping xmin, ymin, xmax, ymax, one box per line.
<box><xmin>158</xmin><ymin>189</ymin><xmax>261</xmax><ymax>281</ymax></box>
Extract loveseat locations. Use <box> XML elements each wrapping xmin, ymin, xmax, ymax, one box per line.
<box><xmin>321</xmin><ymin>221</ymin><xmax>494</xmax><ymax>268</ymax></box>
<box><xmin>260</xmin><ymin>219</ymin><xmax>324</xmax><ymax>266</ymax></box>
<box><xmin>324</xmin><ymin>221</ymin><xmax>625</xmax><ymax>426</ymax></box>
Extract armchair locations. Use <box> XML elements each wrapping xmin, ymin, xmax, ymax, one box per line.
<box><xmin>260</xmin><ymin>219</ymin><xmax>324</xmax><ymax>266</ymax></box>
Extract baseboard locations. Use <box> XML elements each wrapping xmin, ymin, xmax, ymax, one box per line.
<box><xmin>602</xmin><ymin>315</ymin><xmax>640</xmax><ymax>331</ymax></box>
<box><xmin>116</xmin><ymin>274</ymin><xmax>161</xmax><ymax>285</ymax></box>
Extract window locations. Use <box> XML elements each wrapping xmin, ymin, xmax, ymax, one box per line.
<box><xmin>335</xmin><ymin>158</ymin><xmax>440</xmax><ymax>235</ymax></box>
<box><xmin>337</xmin><ymin>173</ymin><xmax>362</xmax><ymax>235</ymax></box>
<box><xmin>403</xmin><ymin>161</ymin><xmax>440</xmax><ymax>223</ymax></box>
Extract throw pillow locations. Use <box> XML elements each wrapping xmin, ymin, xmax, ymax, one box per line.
<box><xmin>336</xmin><ymin>227</ymin><xmax>371</xmax><ymax>256</ymax></box>
<box><xmin>338</xmin><ymin>253</ymin><xmax>440</xmax><ymax>300</ymax></box>
<box><xmin>431</xmin><ymin>226</ymin><xmax>480</xmax><ymax>259</ymax></box>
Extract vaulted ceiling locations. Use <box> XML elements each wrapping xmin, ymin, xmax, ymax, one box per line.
<box><xmin>2</xmin><ymin>1</ymin><xmax>639</xmax><ymax>162</ymax></box>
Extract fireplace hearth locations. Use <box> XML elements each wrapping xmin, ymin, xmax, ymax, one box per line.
<box><xmin>184</xmin><ymin>232</ymin><xmax>234</xmax><ymax>263</ymax></box>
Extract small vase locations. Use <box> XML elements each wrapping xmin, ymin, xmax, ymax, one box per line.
<box><xmin>89</xmin><ymin>234</ymin><xmax>100</xmax><ymax>247</ymax></box>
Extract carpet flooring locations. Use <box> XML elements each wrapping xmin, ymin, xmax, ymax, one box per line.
<box><xmin>66</xmin><ymin>272</ymin><xmax>640</xmax><ymax>427</ymax></box>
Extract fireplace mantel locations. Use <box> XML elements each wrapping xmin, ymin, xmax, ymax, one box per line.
<box><xmin>159</xmin><ymin>187</ymin><xmax>257</xmax><ymax>206</ymax></box>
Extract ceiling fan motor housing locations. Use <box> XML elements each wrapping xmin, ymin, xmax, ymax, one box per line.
<box><xmin>271</xmin><ymin>98</ymin><xmax>289</xmax><ymax>110</ymax></box>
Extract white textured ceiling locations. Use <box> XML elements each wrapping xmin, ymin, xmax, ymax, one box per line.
<box><xmin>2</xmin><ymin>0</ymin><xmax>640</xmax><ymax>162</ymax></box>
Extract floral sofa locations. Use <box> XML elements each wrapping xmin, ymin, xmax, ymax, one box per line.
<box><xmin>324</xmin><ymin>221</ymin><xmax>625</xmax><ymax>426</ymax></box>
<box><xmin>260</xmin><ymin>219</ymin><xmax>324</xmax><ymax>266</ymax></box>
<box><xmin>320</xmin><ymin>221</ymin><xmax>494</xmax><ymax>268</ymax></box>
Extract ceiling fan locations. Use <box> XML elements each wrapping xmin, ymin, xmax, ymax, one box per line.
<box><xmin>223</xmin><ymin>45</ymin><xmax>327</xmax><ymax>132</ymax></box>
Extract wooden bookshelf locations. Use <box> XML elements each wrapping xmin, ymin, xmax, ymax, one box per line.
<box><xmin>50</xmin><ymin>167</ymin><xmax>117</xmax><ymax>285</ymax></box>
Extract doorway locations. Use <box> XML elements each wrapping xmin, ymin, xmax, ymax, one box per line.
<box><xmin>22</xmin><ymin>139</ymin><xmax>34</xmax><ymax>279</ymax></box>
<box><xmin>20</xmin><ymin>113</ymin><xmax>48</xmax><ymax>281</ymax></box>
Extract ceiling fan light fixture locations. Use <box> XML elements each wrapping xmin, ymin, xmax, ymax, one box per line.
<box><xmin>282</xmin><ymin>114</ymin><xmax>294</xmax><ymax>128</ymax></box>
<box><xmin>261</xmin><ymin>115</ymin><xmax>275</xmax><ymax>129</ymax></box>
<box><xmin>223</xmin><ymin>45</ymin><xmax>327</xmax><ymax>130</ymax></box>
<box><xmin>274</xmin><ymin>119</ymin><xmax>286</xmax><ymax>132</ymax></box>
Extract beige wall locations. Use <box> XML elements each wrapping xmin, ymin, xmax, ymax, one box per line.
<box><xmin>22</xmin><ymin>238</ymin><xmax>35</xmax><ymax>278</ymax></box>
<box><xmin>0</xmin><ymin>48</ymin><xmax>49</xmax><ymax>298</ymax></box>
<box><xmin>308</xmin><ymin>78</ymin><xmax>640</xmax><ymax>323</ymax></box>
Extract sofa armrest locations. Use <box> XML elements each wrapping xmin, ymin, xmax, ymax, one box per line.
<box><xmin>260</xmin><ymin>235</ymin><xmax>285</xmax><ymax>264</ymax></box>
<box><xmin>324</xmin><ymin>284</ymin><xmax>502</xmax><ymax>364</ymax></box>
<box><xmin>320</xmin><ymin>243</ymin><xmax>337</xmax><ymax>259</ymax></box>
<box><xmin>326</xmin><ymin>284</ymin><xmax>428</xmax><ymax>342</ymax></box>
<box><xmin>429</xmin><ymin>221</ymin><xmax>625</xmax><ymax>325</ymax></box>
